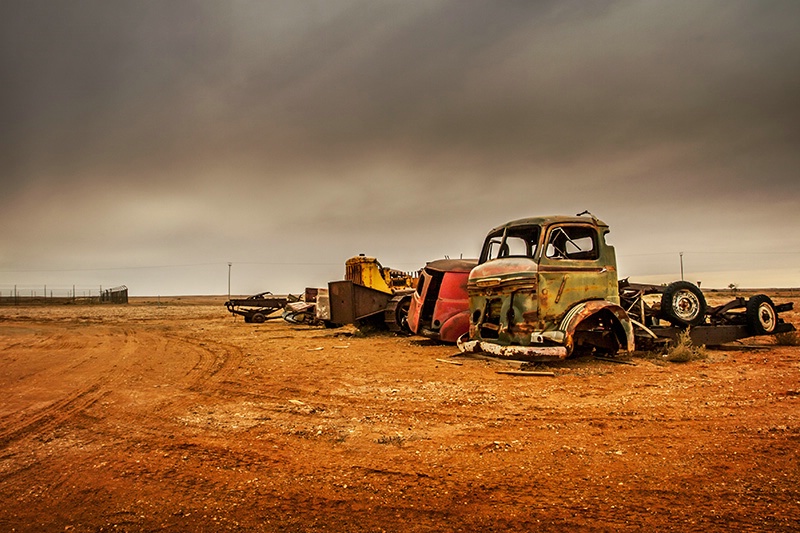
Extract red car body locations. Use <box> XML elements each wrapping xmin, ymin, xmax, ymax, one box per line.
<box><xmin>407</xmin><ymin>259</ymin><xmax>477</xmax><ymax>343</ymax></box>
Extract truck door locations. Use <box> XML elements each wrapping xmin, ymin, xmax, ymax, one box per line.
<box><xmin>537</xmin><ymin>224</ymin><xmax>615</xmax><ymax>325</ymax></box>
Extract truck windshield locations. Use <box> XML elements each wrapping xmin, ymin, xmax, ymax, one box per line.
<box><xmin>480</xmin><ymin>225</ymin><xmax>541</xmax><ymax>263</ymax></box>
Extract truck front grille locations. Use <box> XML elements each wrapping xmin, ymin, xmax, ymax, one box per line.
<box><xmin>479</xmin><ymin>298</ymin><xmax>503</xmax><ymax>339</ymax></box>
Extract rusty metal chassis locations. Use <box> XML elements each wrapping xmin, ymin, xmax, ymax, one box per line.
<box><xmin>225</xmin><ymin>293</ymin><xmax>297</xmax><ymax>322</ymax></box>
<box><xmin>619</xmin><ymin>282</ymin><xmax>794</xmax><ymax>346</ymax></box>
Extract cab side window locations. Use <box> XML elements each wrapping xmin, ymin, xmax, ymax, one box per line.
<box><xmin>545</xmin><ymin>226</ymin><xmax>598</xmax><ymax>260</ymax></box>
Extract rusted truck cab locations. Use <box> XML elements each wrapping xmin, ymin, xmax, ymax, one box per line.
<box><xmin>459</xmin><ymin>215</ymin><xmax>634</xmax><ymax>359</ymax></box>
<box><xmin>407</xmin><ymin>258</ymin><xmax>477</xmax><ymax>343</ymax></box>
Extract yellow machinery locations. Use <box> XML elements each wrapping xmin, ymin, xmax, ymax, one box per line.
<box><xmin>329</xmin><ymin>255</ymin><xmax>418</xmax><ymax>332</ymax></box>
<box><xmin>344</xmin><ymin>255</ymin><xmax>416</xmax><ymax>294</ymax></box>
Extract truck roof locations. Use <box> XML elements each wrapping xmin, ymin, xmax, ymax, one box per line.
<box><xmin>486</xmin><ymin>214</ymin><xmax>609</xmax><ymax>235</ymax></box>
<box><xmin>424</xmin><ymin>258</ymin><xmax>478</xmax><ymax>273</ymax></box>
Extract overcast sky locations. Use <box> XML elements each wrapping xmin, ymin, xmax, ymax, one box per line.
<box><xmin>2</xmin><ymin>0</ymin><xmax>799</xmax><ymax>296</ymax></box>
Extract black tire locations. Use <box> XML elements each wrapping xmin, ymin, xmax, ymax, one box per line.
<box><xmin>251</xmin><ymin>312</ymin><xmax>266</xmax><ymax>324</ymax></box>
<box><xmin>660</xmin><ymin>281</ymin><xmax>706</xmax><ymax>326</ymax></box>
<box><xmin>386</xmin><ymin>295</ymin><xmax>412</xmax><ymax>333</ymax></box>
<box><xmin>746</xmin><ymin>294</ymin><xmax>777</xmax><ymax>335</ymax></box>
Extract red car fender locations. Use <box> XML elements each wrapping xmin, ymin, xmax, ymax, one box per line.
<box><xmin>438</xmin><ymin>309</ymin><xmax>471</xmax><ymax>344</ymax></box>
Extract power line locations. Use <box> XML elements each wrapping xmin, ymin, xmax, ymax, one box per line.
<box><xmin>0</xmin><ymin>263</ymin><xmax>221</xmax><ymax>273</ymax></box>
<box><xmin>2</xmin><ymin>250</ymin><xmax>797</xmax><ymax>273</ymax></box>
<box><xmin>0</xmin><ymin>261</ymin><xmax>344</xmax><ymax>273</ymax></box>
<box><xmin>622</xmin><ymin>250</ymin><xmax>800</xmax><ymax>258</ymax></box>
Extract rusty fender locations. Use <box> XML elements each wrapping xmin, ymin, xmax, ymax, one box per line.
<box><xmin>558</xmin><ymin>300</ymin><xmax>635</xmax><ymax>353</ymax></box>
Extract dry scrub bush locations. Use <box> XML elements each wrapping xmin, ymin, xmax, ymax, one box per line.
<box><xmin>376</xmin><ymin>434</ymin><xmax>406</xmax><ymax>446</ymax></box>
<box><xmin>663</xmin><ymin>329</ymin><xmax>708</xmax><ymax>363</ymax></box>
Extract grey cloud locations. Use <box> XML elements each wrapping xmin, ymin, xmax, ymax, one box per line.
<box><xmin>1</xmin><ymin>0</ymin><xmax>799</xmax><ymax>294</ymax></box>
<box><xmin>5</xmin><ymin>0</ymin><xmax>799</xmax><ymax>181</ymax></box>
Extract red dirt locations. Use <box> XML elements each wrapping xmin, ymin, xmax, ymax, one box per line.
<box><xmin>1</xmin><ymin>294</ymin><xmax>799</xmax><ymax>532</ymax></box>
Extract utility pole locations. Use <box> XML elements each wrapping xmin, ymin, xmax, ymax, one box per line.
<box><xmin>228</xmin><ymin>262</ymin><xmax>232</xmax><ymax>300</ymax></box>
<box><xmin>679</xmin><ymin>252</ymin><xmax>684</xmax><ymax>281</ymax></box>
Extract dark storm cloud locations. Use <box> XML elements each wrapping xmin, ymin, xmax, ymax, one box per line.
<box><xmin>228</xmin><ymin>0</ymin><xmax>800</xmax><ymax>177</ymax></box>
<box><xmin>1</xmin><ymin>1</ymin><xmax>232</xmax><ymax>190</ymax></box>
<box><xmin>3</xmin><ymin>0</ymin><xmax>799</xmax><ymax>183</ymax></box>
<box><xmin>1</xmin><ymin>0</ymin><xmax>799</xmax><ymax>294</ymax></box>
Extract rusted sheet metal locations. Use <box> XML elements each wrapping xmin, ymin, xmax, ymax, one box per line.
<box><xmin>225</xmin><ymin>292</ymin><xmax>297</xmax><ymax>322</ymax></box>
<box><xmin>408</xmin><ymin>259</ymin><xmax>477</xmax><ymax>343</ymax></box>
<box><xmin>345</xmin><ymin>255</ymin><xmax>418</xmax><ymax>294</ymax></box>
<box><xmin>480</xmin><ymin>215</ymin><xmax>610</xmax><ymax>241</ymax></box>
<box><xmin>457</xmin><ymin>334</ymin><xmax>568</xmax><ymax>360</ymax></box>
<box><xmin>559</xmin><ymin>300</ymin><xmax>635</xmax><ymax>353</ymax></box>
<box><xmin>651</xmin><ymin>322</ymin><xmax>796</xmax><ymax>347</ymax></box>
<box><xmin>537</xmin><ymin>271</ymin><xmax>616</xmax><ymax>328</ymax></box>
<box><xmin>226</xmin><ymin>293</ymin><xmax>291</xmax><ymax>309</ymax></box>
<box><xmin>328</xmin><ymin>280</ymin><xmax>393</xmax><ymax>325</ymax></box>
<box><xmin>462</xmin><ymin>215</ymin><xmax>634</xmax><ymax>358</ymax></box>
<box><xmin>469</xmin><ymin>257</ymin><xmax>538</xmax><ymax>282</ymax></box>
<box><xmin>345</xmin><ymin>256</ymin><xmax>393</xmax><ymax>294</ymax></box>
<box><xmin>460</xmin><ymin>213</ymin><xmax>797</xmax><ymax>358</ymax></box>
<box><xmin>424</xmin><ymin>258</ymin><xmax>476</xmax><ymax>273</ymax></box>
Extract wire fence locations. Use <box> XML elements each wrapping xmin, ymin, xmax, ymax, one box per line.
<box><xmin>0</xmin><ymin>285</ymin><xmax>128</xmax><ymax>305</ymax></box>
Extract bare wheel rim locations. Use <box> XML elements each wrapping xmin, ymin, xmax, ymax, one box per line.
<box><xmin>757</xmin><ymin>302</ymin><xmax>777</xmax><ymax>331</ymax></box>
<box><xmin>672</xmin><ymin>290</ymin><xmax>701</xmax><ymax>321</ymax></box>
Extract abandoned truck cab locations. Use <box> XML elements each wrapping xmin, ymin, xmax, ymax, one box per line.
<box><xmin>459</xmin><ymin>215</ymin><xmax>634</xmax><ymax>359</ymax></box>
<box><xmin>407</xmin><ymin>258</ymin><xmax>478</xmax><ymax>343</ymax></box>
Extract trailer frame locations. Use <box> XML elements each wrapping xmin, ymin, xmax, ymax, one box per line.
<box><xmin>224</xmin><ymin>292</ymin><xmax>300</xmax><ymax>323</ymax></box>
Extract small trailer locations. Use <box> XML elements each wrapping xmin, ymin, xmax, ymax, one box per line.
<box><xmin>224</xmin><ymin>292</ymin><xmax>299</xmax><ymax>323</ymax></box>
<box><xmin>618</xmin><ymin>280</ymin><xmax>794</xmax><ymax>348</ymax></box>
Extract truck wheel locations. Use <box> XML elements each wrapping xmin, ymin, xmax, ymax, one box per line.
<box><xmin>660</xmin><ymin>281</ymin><xmax>706</xmax><ymax>326</ymax></box>
<box><xmin>251</xmin><ymin>313</ymin><xmax>266</xmax><ymax>324</ymax></box>
<box><xmin>746</xmin><ymin>295</ymin><xmax>777</xmax><ymax>335</ymax></box>
<box><xmin>385</xmin><ymin>295</ymin><xmax>412</xmax><ymax>333</ymax></box>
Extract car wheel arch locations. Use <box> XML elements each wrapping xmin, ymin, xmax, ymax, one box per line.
<box><xmin>560</xmin><ymin>300</ymin><xmax>635</xmax><ymax>354</ymax></box>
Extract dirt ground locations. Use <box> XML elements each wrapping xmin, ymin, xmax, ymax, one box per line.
<box><xmin>1</xmin><ymin>292</ymin><xmax>799</xmax><ymax>532</ymax></box>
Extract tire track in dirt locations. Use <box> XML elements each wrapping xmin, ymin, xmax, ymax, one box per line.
<box><xmin>0</xmin><ymin>325</ymin><xmax>249</xmax><ymax>495</ymax></box>
<box><xmin>157</xmin><ymin>333</ymin><xmax>244</xmax><ymax>395</ymax></box>
<box><xmin>92</xmin><ymin>331</ymin><xmax>247</xmax><ymax>445</ymax></box>
<box><xmin>0</xmin><ymin>325</ymin><xmax>140</xmax><ymax>450</ymax></box>
<box><xmin>0</xmin><ymin>383</ymin><xmax>109</xmax><ymax>450</ymax></box>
